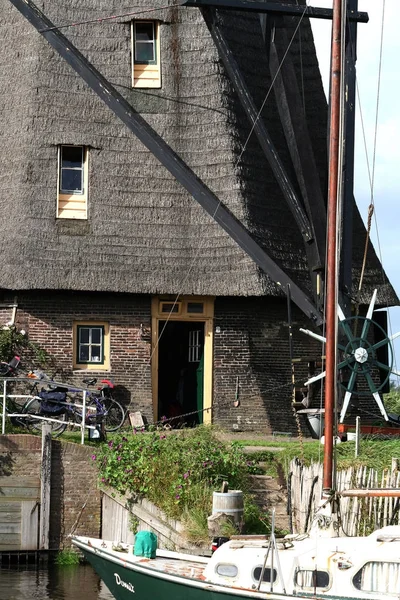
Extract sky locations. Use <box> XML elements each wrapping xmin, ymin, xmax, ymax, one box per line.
<box><xmin>311</xmin><ymin>1</ymin><xmax>400</xmax><ymax>376</ymax></box>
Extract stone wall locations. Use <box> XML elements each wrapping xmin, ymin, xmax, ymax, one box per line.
<box><xmin>0</xmin><ymin>434</ymin><xmax>101</xmax><ymax>550</ymax></box>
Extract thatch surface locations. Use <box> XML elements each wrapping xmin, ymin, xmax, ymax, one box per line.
<box><xmin>0</xmin><ymin>0</ymin><xmax>397</xmax><ymax>306</ymax></box>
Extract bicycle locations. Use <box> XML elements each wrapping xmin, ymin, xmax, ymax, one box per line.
<box><xmin>23</xmin><ymin>376</ymin><xmax>125</xmax><ymax>437</ymax></box>
<box><xmin>0</xmin><ymin>357</ymin><xmax>66</xmax><ymax>433</ymax></box>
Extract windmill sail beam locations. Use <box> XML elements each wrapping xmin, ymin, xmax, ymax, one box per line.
<box><xmin>7</xmin><ymin>0</ymin><xmax>322</xmax><ymax>326</ymax></box>
<box><xmin>202</xmin><ymin>8</ymin><xmax>315</xmax><ymax>247</ymax></box>
<box><xmin>181</xmin><ymin>0</ymin><xmax>369</xmax><ymax>23</ymax></box>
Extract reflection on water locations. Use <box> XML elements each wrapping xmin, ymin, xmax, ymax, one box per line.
<box><xmin>0</xmin><ymin>564</ymin><xmax>114</xmax><ymax>600</ymax></box>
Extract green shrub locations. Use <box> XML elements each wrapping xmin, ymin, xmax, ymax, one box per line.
<box><xmin>94</xmin><ymin>426</ymin><xmax>270</xmax><ymax>537</ymax></box>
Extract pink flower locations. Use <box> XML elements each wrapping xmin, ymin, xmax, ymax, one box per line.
<box><xmin>91</xmin><ymin>455</ymin><xmax>96</xmax><ymax>460</ymax></box>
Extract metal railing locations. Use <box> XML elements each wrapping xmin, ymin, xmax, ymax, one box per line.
<box><xmin>1</xmin><ymin>377</ymin><xmax>95</xmax><ymax>444</ymax></box>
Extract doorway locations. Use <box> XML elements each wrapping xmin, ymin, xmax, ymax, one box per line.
<box><xmin>151</xmin><ymin>296</ymin><xmax>214</xmax><ymax>425</ymax></box>
<box><xmin>158</xmin><ymin>321</ymin><xmax>204</xmax><ymax>426</ymax></box>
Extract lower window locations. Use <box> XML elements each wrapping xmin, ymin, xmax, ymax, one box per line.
<box><xmin>295</xmin><ymin>569</ymin><xmax>330</xmax><ymax>590</ymax></box>
<box><xmin>73</xmin><ymin>322</ymin><xmax>110</xmax><ymax>370</ymax></box>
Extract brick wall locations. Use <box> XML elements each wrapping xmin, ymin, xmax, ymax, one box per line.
<box><xmin>11</xmin><ymin>291</ymin><xmax>154</xmax><ymax>422</ymax></box>
<box><xmin>0</xmin><ymin>290</ymin><xmax>327</xmax><ymax>433</ymax></box>
<box><xmin>213</xmin><ymin>297</ymin><xmax>322</xmax><ymax>433</ymax></box>
<box><xmin>0</xmin><ymin>434</ymin><xmax>101</xmax><ymax>550</ymax></box>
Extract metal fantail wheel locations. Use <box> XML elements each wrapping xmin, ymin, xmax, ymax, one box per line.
<box><xmin>300</xmin><ymin>290</ymin><xmax>400</xmax><ymax>423</ymax></box>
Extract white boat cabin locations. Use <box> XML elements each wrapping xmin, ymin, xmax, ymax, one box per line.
<box><xmin>205</xmin><ymin>527</ymin><xmax>400</xmax><ymax>597</ymax></box>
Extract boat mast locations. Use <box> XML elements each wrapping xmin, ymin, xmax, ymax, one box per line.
<box><xmin>324</xmin><ymin>0</ymin><xmax>343</xmax><ymax>496</ymax></box>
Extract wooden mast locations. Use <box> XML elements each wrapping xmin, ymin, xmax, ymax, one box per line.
<box><xmin>324</xmin><ymin>0</ymin><xmax>343</xmax><ymax>495</ymax></box>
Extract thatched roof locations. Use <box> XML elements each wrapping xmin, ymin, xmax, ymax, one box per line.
<box><xmin>0</xmin><ymin>0</ymin><xmax>397</xmax><ymax>307</ymax></box>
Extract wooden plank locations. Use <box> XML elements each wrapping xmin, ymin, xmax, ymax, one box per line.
<box><xmin>0</xmin><ymin>523</ymin><xmax>20</xmax><ymax>534</ymax></box>
<box><xmin>0</xmin><ymin>477</ymin><xmax>40</xmax><ymax>488</ymax></box>
<box><xmin>0</xmin><ymin>502</ymin><xmax>21</xmax><ymax>513</ymax></box>
<box><xmin>0</xmin><ymin>512</ymin><xmax>20</xmax><ymax>523</ymax></box>
<box><xmin>0</xmin><ymin>487</ymin><xmax>40</xmax><ymax>500</ymax></box>
<box><xmin>0</xmin><ymin>533</ymin><xmax>20</xmax><ymax>545</ymax></box>
<box><xmin>21</xmin><ymin>501</ymin><xmax>39</xmax><ymax>550</ymax></box>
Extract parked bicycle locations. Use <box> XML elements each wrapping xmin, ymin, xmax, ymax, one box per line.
<box><xmin>0</xmin><ymin>356</ymin><xmax>62</xmax><ymax>432</ymax></box>
<box><xmin>23</xmin><ymin>376</ymin><xmax>125</xmax><ymax>437</ymax></box>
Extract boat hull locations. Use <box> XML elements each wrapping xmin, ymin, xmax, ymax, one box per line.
<box><xmin>79</xmin><ymin>545</ymin><xmax>362</xmax><ymax>600</ymax></box>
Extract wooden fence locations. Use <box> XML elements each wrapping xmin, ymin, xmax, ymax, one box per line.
<box><xmin>289</xmin><ymin>458</ymin><xmax>400</xmax><ymax>536</ymax></box>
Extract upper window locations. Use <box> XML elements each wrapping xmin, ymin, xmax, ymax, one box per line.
<box><xmin>73</xmin><ymin>322</ymin><xmax>110</xmax><ymax>370</ymax></box>
<box><xmin>132</xmin><ymin>21</ymin><xmax>161</xmax><ymax>88</ymax></box>
<box><xmin>58</xmin><ymin>145</ymin><xmax>88</xmax><ymax>219</ymax></box>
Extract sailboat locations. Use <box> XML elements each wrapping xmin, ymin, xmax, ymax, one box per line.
<box><xmin>71</xmin><ymin>2</ymin><xmax>400</xmax><ymax>599</ymax></box>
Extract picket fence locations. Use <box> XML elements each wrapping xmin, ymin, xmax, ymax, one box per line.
<box><xmin>289</xmin><ymin>458</ymin><xmax>400</xmax><ymax>536</ymax></box>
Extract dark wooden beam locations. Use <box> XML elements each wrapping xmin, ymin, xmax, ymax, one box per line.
<box><xmin>202</xmin><ymin>8</ymin><xmax>314</xmax><ymax>244</ymax></box>
<box><xmin>7</xmin><ymin>0</ymin><xmax>322</xmax><ymax>325</ymax></box>
<box><xmin>340</xmin><ymin>0</ymin><xmax>358</xmax><ymax>317</ymax></box>
<box><xmin>268</xmin><ymin>19</ymin><xmax>327</xmax><ymax>279</ymax></box>
<box><xmin>181</xmin><ymin>0</ymin><xmax>369</xmax><ymax>23</ymax></box>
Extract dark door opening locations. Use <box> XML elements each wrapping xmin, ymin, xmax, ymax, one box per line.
<box><xmin>158</xmin><ymin>321</ymin><xmax>205</xmax><ymax>427</ymax></box>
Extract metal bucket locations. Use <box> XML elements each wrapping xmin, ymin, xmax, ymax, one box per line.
<box><xmin>212</xmin><ymin>490</ymin><xmax>244</xmax><ymax>524</ymax></box>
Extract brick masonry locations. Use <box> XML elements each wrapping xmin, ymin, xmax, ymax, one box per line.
<box><xmin>0</xmin><ymin>290</ymin><xmax>380</xmax><ymax>434</ymax></box>
<box><xmin>0</xmin><ymin>290</ymin><xmax>328</xmax><ymax>434</ymax></box>
<box><xmin>0</xmin><ymin>434</ymin><xmax>101</xmax><ymax>549</ymax></box>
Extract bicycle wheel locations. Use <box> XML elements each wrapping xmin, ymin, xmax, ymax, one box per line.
<box><xmin>101</xmin><ymin>396</ymin><xmax>125</xmax><ymax>432</ymax></box>
<box><xmin>22</xmin><ymin>397</ymin><xmax>68</xmax><ymax>437</ymax></box>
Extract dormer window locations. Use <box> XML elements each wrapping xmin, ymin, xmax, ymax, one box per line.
<box><xmin>57</xmin><ymin>145</ymin><xmax>88</xmax><ymax>219</ymax></box>
<box><xmin>132</xmin><ymin>21</ymin><xmax>161</xmax><ymax>88</ymax></box>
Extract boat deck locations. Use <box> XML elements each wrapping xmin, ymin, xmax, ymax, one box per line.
<box><xmin>78</xmin><ymin>537</ymin><xmax>208</xmax><ymax>581</ymax></box>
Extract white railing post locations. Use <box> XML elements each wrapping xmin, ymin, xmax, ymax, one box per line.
<box><xmin>1</xmin><ymin>379</ymin><xmax>6</xmax><ymax>434</ymax></box>
<box><xmin>355</xmin><ymin>416</ymin><xmax>360</xmax><ymax>457</ymax></box>
<box><xmin>81</xmin><ymin>390</ymin><xmax>87</xmax><ymax>445</ymax></box>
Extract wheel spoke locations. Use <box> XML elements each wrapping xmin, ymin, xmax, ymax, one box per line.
<box><xmin>375</xmin><ymin>360</ymin><xmax>392</xmax><ymax>372</ymax></box>
<box><xmin>299</xmin><ymin>328</ymin><xmax>326</xmax><ymax>344</ymax></box>
<box><xmin>304</xmin><ymin>370</ymin><xmax>326</xmax><ymax>386</ymax></box>
<box><xmin>339</xmin><ymin>369</ymin><xmax>358</xmax><ymax>422</ymax></box>
<box><xmin>365</xmin><ymin>289</ymin><xmax>378</xmax><ymax>322</ymax></box>
<box><xmin>364</xmin><ymin>372</ymin><xmax>389</xmax><ymax>421</ymax></box>
<box><xmin>338</xmin><ymin>356</ymin><xmax>356</xmax><ymax>369</ymax></box>
<box><xmin>373</xmin><ymin>331</ymin><xmax>400</xmax><ymax>352</ymax></box>
<box><xmin>340</xmin><ymin>391</ymin><xmax>352</xmax><ymax>423</ymax></box>
<box><xmin>337</xmin><ymin>306</ymin><xmax>356</xmax><ymax>345</ymax></box>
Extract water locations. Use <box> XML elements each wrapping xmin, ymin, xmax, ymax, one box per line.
<box><xmin>0</xmin><ymin>564</ymin><xmax>114</xmax><ymax>600</ymax></box>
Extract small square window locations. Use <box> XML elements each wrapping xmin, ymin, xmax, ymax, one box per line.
<box><xmin>132</xmin><ymin>21</ymin><xmax>161</xmax><ymax>88</ymax></box>
<box><xmin>57</xmin><ymin>145</ymin><xmax>88</xmax><ymax>220</ymax></box>
<box><xmin>187</xmin><ymin>302</ymin><xmax>204</xmax><ymax>314</ymax></box>
<box><xmin>73</xmin><ymin>322</ymin><xmax>110</xmax><ymax>370</ymax></box>
<box><xmin>160</xmin><ymin>302</ymin><xmax>181</xmax><ymax>315</ymax></box>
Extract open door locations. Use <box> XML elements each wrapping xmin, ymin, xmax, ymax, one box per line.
<box><xmin>151</xmin><ymin>296</ymin><xmax>214</xmax><ymax>425</ymax></box>
<box><xmin>157</xmin><ymin>321</ymin><xmax>204</xmax><ymax>426</ymax></box>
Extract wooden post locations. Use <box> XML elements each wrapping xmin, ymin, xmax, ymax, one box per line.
<box><xmin>2</xmin><ymin>378</ymin><xmax>7</xmax><ymax>434</ymax></box>
<box><xmin>355</xmin><ymin>416</ymin><xmax>360</xmax><ymax>457</ymax></box>
<box><xmin>40</xmin><ymin>422</ymin><xmax>52</xmax><ymax>550</ymax></box>
<box><xmin>81</xmin><ymin>390</ymin><xmax>87</xmax><ymax>445</ymax></box>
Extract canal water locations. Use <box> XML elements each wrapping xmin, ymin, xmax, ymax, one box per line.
<box><xmin>0</xmin><ymin>564</ymin><xmax>114</xmax><ymax>599</ymax></box>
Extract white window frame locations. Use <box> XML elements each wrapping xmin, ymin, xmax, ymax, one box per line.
<box><xmin>131</xmin><ymin>20</ymin><xmax>161</xmax><ymax>88</ymax></box>
<box><xmin>57</xmin><ymin>145</ymin><xmax>88</xmax><ymax>220</ymax></box>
